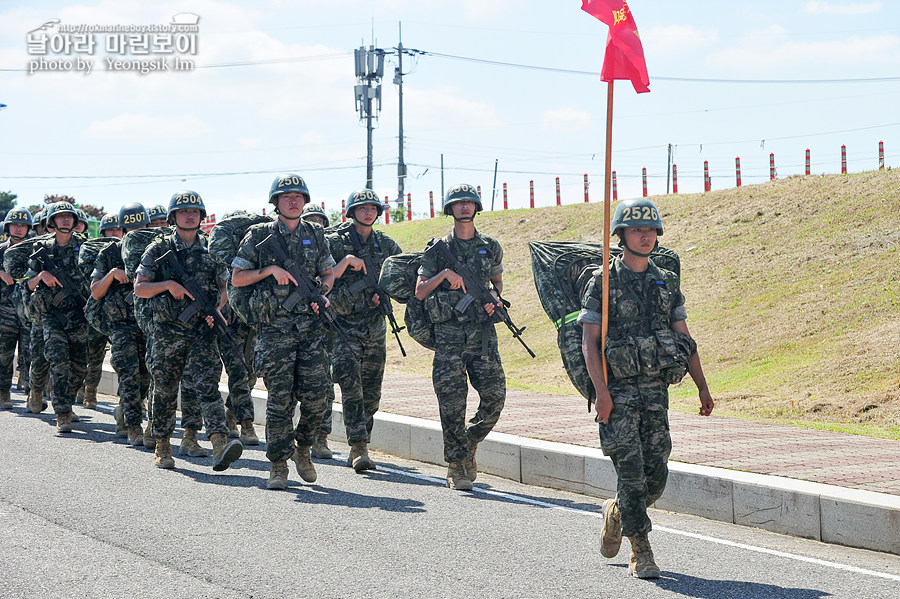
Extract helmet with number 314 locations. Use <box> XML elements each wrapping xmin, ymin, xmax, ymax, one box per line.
<box><xmin>610</xmin><ymin>198</ymin><xmax>663</xmax><ymax>237</ymax></box>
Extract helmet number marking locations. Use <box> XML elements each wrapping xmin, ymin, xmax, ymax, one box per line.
<box><xmin>621</xmin><ymin>206</ymin><xmax>659</xmax><ymax>222</ymax></box>
<box><xmin>278</xmin><ymin>176</ymin><xmax>304</xmax><ymax>188</ymax></box>
<box><xmin>122</xmin><ymin>213</ymin><xmax>143</xmax><ymax>225</ymax></box>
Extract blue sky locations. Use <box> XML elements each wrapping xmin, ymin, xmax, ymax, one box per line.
<box><xmin>1</xmin><ymin>0</ymin><xmax>898</xmax><ymax>219</ymax></box>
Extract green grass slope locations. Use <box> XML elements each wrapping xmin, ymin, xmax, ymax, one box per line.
<box><xmin>378</xmin><ymin>169</ymin><xmax>900</xmax><ymax>438</ymax></box>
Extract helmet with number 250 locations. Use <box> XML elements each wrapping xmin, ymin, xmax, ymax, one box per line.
<box><xmin>269</xmin><ymin>174</ymin><xmax>310</xmax><ymax>208</ymax></box>
<box><xmin>345</xmin><ymin>188</ymin><xmax>383</xmax><ymax>219</ymax></box>
<box><xmin>442</xmin><ymin>183</ymin><xmax>482</xmax><ymax>215</ymax></box>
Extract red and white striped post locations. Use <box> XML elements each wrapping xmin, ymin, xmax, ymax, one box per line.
<box><xmin>735</xmin><ymin>157</ymin><xmax>742</xmax><ymax>187</ymax></box>
<box><xmin>612</xmin><ymin>170</ymin><xmax>618</xmax><ymax>201</ymax></box>
<box><xmin>262</xmin><ymin>207</ymin><xmax>266</xmax><ymax>216</ymax></box>
<box><xmin>672</xmin><ymin>165</ymin><xmax>678</xmax><ymax>194</ymax></box>
<box><xmin>642</xmin><ymin>168</ymin><xmax>648</xmax><ymax>197</ymax></box>
<box><xmin>529</xmin><ymin>180</ymin><xmax>535</xmax><ymax>209</ymax></box>
<box><xmin>477</xmin><ymin>185</ymin><xmax>482</xmax><ymax>199</ymax></box>
<box><xmin>341</xmin><ymin>197</ymin><xmax>346</xmax><ymax>222</ymax></box>
<box><xmin>555</xmin><ymin>177</ymin><xmax>561</xmax><ymax>206</ymax></box>
<box><xmin>879</xmin><ymin>141</ymin><xmax>885</xmax><ymax>169</ymax></box>
<box><xmin>503</xmin><ymin>183</ymin><xmax>508</xmax><ymax>210</ymax></box>
<box><xmin>407</xmin><ymin>193</ymin><xmax>412</xmax><ymax>221</ymax></box>
<box><xmin>583</xmin><ymin>174</ymin><xmax>589</xmax><ymax>203</ymax></box>
<box><xmin>841</xmin><ymin>144</ymin><xmax>847</xmax><ymax>174</ymax></box>
<box><xmin>770</xmin><ymin>153</ymin><xmax>776</xmax><ymax>180</ymax></box>
<box><xmin>321</xmin><ymin>201</ymin><xmax>325</xmax><ymax>209</ymax></box>
<box><xmin>805</xmin><ymin>149</ymin><xmax>811</xmax><ymax>175</ymax></box>
<box><xmin>429</xmin><ymin>191</ymin><xmax>434</xmax><ymax>218</ymax></box>
<box><xmin>703</xmin><ymin>161</ymin><xmax>710</xmax><ymax>192</ymax></box>
<box><xmin>384</xmin><ymin>197</ymin><xmax>390</xmax><ymax>224</ymax></box>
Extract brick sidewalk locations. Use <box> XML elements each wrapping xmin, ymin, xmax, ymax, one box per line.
<box><xmin>324</xmin><ymin>373</ymin><xmax>900</xmax><ymax>496</ymax></box>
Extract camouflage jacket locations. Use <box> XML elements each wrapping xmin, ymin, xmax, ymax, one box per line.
<box><xmin>326</xmin><ymin>224</ymin><xmax>401</xmax><ymax>322</ymax></box>
<box><xmin>418</xmin><ymin>229</ymin><xmax>503</xmax><ymax>326</ymax></box>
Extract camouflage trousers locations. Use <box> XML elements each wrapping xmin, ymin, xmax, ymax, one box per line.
<box><xmin>598</xmin><ymin>380</ymin><xmax>672</xmax><ymax>538</ymax></box>
<box><xmin>148</xmin><ymin>322</ymin><xmax>227</xmax><ymax>439</ymax></box>
<box><xmin>108</xmin><ymin>322</ymin><xmax>150</xmax><ymax>427</ymax></box>
<box><xmin>0</xmin><ymin>320</ymin><xmax>20</xmax><ymax>392</ymax></box>
<box><xmin>432</xmin><ymin>322</ymin><xmax>506</xmax><ymax>463</ymax></box>
<box><xmin>16</xmin><ymin>323</ymin><xmax>30</xmax><ymax>392</ymax></box>
<box><xmin>333</xmin><ymin>316</ymin><xmax>386</xmax><ymax>444</ymax></box>
<box><xmin>255</xmin><ymin>322</ymin><xmax>330</xmax><ymax>464</ymax></box>
<box><xmin>83</xmin><ymin>327</ymin><xmax>108</xmax><ymax>392</ymax></box>
<box><xmin>315</xmin><ymin>333</ymin><xmax>335</xmax><ymax>437</ymax></box>
<box><xmin>30</xmin><ymin>320</ymin><xmax>49</xmax><ymax>394</ymax></box>
<box><xmin>42</xmin><ymin>311</ymin><xmax>89</xmax><ymax>415</ymax></box>
<box><xmin>220</xmin><ymin>321</ymin><xmax>255</xmax><ymax>423</ymax></box>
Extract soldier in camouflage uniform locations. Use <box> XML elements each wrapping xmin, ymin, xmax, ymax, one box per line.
<box><xmin>232</xmin><ymin>174</ymin><xmax>335</xmax><ymax>490</ymax></box>
<box><xmin>580</xmin><ymin>198</ymin><xmax>714</xmax><ymax>579</ymax></box>
<box><xmin>26</xmin><ymin>202</ymin><xmax>90</xmax><ymax>433</ymax></box>
<box><xmin>0</xmin><ymin>208</ymin><xmax>33</xmax><ymax>410</ymax></box>
<box><xmin>135</xmin><ymin>191</ymin><xmax>242</xmax><ymax>471</ymax></box>
<box><xmin>415</xmin><ymin>184</ymin><xmax>507</xmax><ymax>491</ymax></box>
<box><xmin>327</xmin><ymin>190</ymin><xmax>401</xmax><ymax>471</ymax></box>
<box><xmin>146</xmin><ymin>205</ymin><xmax>168</xmax><ymax>228</ymax></box>
<box><xmin>299</xmin><ymin>204</ymin><xmax>336</xmax><ymax>460</ymax></box>
<box><xmin>77</xmin><ymin>213</ymin><xmax>121</xmax><ymax>409</ymax></box>
<box><xmin>23</xmin><ymin>210</ymin><xmax>50</xmax><ymax>412</ymax></box>
<box><xmin>91</xmin><ymin>204</ymin><xmax>150</xmax><ymax>445</ymax></box>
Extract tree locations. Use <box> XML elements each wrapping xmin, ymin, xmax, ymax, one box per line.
<box><xmin>43</xmin><ymin>194</ymin><xmax>77</xmax><ymax>205</ymax></box>
<box><xmin>0</xmin><ymin>191</ymin><xmax>18</xmax><ymax>221</ymax></box>
<box><xmin>79</xmin><ymin>204</ymin><xmax>106</xmax><ymax>219</ymax></box>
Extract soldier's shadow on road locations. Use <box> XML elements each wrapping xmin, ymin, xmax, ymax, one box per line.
<box><xmin>289</xmin><ymin>484</ymin><xmax>427</xmax><ymax>513</ymax></box>
<box><xmin>632</xmin><ymin>568</ymin><xmax>832</xmax><ymax>598</ymax></box>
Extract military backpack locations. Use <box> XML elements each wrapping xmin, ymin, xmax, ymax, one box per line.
<box><xmin>208</xmin><ymin>212</ymin><xmax>272</xmax><ymax>325</ymax></box>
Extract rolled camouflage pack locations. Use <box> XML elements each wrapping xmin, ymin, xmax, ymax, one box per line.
<box><xmin>379</xmin><ymin>250</ymin><xmax>437</xmax><ymax>350</ymax></box>
<box><xmin>78</xmin><ymin>236</ymin><xmax>119</xmax><ymax>335</ymax></box>
<box><xmin>208</xmin><ymin>212</ymin><xmax>272</xmax><ymax>325</ymax></box>
<box><xmin>122</xmin><ymin>227</ymin><xmax>170</xmax><ymax>334</ymax></box>
<box><xmin>528</xmin><ymin>241</ymin><xmax>680</xmax><ymax>403</ymax></box>
<box><xmin>3</xmin><ymin>233</ymin><xmax>53</xmax><ymax>324</ymax></box>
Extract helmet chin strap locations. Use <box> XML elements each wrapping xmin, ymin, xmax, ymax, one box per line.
<box><xmin>618</xmin><ymin>235</ymin><xmax>657</xmax><ymax>258</ymax></box>
<box><xmin>453</xmin><ymin>215</ymin><xmax>475</xmax><ymax>223</ymax></box>
<box><xmin>175</xmin><ymin>223</ymin><xmax>202</xmax><ymax>232</ymax></box>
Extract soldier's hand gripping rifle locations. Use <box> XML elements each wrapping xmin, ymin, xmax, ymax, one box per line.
<box><xmin>431</xmin><ymin>240</ymin><xmax>535</xmax><ymax>358</ymax></box>
<box><xmin>345</xmin><ymin>227</ymin><xmax>406</xmax><ymax>357</ymax></box>
<box><xmin>255</xmin><ymin>233</ymin><xmax>348</xmax><ymax>341</ymax></box>
<box><xmin>30</xmin><ymin>245</ymin><xmax>89</xmax><ymax>308</ymax></box>
<box><xmin>156</xmin><ymin>249</ymin><xmax>247</xmax><ymax>368</ymax></box>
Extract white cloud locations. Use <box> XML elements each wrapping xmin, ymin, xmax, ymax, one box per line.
<box><xmin>805</xmin><ymin>1</ymin><xmax>883</xmax><ymax>15</ymax></box>
<box><xmin>85</xmin><ymin>113</ymin><xmax>213</xmax><ymax>140</ymax></box>
<box><xmin>643</xmin><ymin>24</ymin><xmax>719</xmax><ymax>56</ymax></box>
<box><xmin>404</xmin><ymin>86</ymin><xmax>502</xmax><ymax>133</ymax></box>
<box><xmin>539</xmin><ymin>107</ymin><xmax>592</xmax><ymax>133</ymax></box>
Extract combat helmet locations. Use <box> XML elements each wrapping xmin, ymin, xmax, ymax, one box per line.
<box><xmin>45</xmin><ymin>201</ymin><xmax>79</xmax><ymax>231</ymax></box>
<box><xmin>99</xmin><ymin>213</ymin><xmax>121</xmax><ymax>234</ymax></box>
<box><xmin>442</xmin><ymin>183</ymin><xmax>482</xmax><ymax>216</ymax></box>
<box><xmin>269</xmin><ymin>174</ymin><xmax>310</xmax><ymax>215</ymax></box>
<box><xmin>300</xmin><ymin>204</ymin><xmax>330</xmax><ymax>228</ymax></box>
<box><xmin>146</xmin><ymin>204</ymin><xmax>168</xmax><ymax>223</ymax></box>
<box><xmin>344</xmin><ymin>188</ymin><xmax>383</xmax><ymax>220</ymax></box>
<box><xmin>3</xmin><ymin>207</ymin><xmax>33</xmax><ymax>237</ymax></box>
<box><xmin>611</xmin><ymin>198</ymin><xmax>663</xmax><ymax>258</ymax></box>
<box><xmin>166</xmin><ymin>190</ymin><xmax>206</xmax><ymax>225</ymax></box>
<box><xmin>76</xmin><ymin>209</ymin><xmax>90</xmax><ymax>230</ymax></box>
<box><xmin>119</xmin><ymin>202</ymin><xmax>149</xmax><ymax>230</ymax></box>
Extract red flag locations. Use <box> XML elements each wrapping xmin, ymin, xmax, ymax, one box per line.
<box><xmin>581</xmin><ymin>0</ymin><xmax>650</xmax><ymax>93</ymax></box>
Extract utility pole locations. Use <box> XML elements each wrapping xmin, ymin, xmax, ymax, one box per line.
<box><xmin>667</xmin><ymin>144</ymin><xmax>673</xmax><ymax>194</ymax></box>
<box><xmin>354</xmin><ymin>43</ymin><xmax>384</xmax><ymax>189</ymax></box>
<box><xmin>395</xmin><ymin>23</ymin><xmax>406</xmax><ymax>212</ymax></box>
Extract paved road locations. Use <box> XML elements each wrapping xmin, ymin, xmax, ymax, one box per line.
<box><xmin>2</xmin><ymin>396</ymin><xmax>900</xmax><ymax>598</ymax></box>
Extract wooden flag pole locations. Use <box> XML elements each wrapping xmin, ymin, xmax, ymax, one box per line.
<box><xmin>601</xmin><ymin>80</ymin><xmax>613</xmax><ymax>385</ymax></box>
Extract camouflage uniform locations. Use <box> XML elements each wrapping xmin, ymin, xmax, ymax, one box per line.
<box><xmin>3</xmin><ymin>237</ymin><xmax>47</xmax><ymax>398</ymax></box>
<box><xmin>0</xmin><ymin>240</ymin><xmax>23</xmax><ymax>395</ymax></box>
<box><xmin>419</xmin><ymin>230</ymin><xmax>506</xmax><ymax>463</ymax></box>
<box><xmin>326</xmin><ymin>225</ymin><xmax>402</xmax><ymax>444</ymax></box>
<box><xmin>578</xmin><ymin>256</ymin><xmax>689</xmax><ymax>538</ymax></box>
<box><xmin>220</xmin><ymin>301</ymin><xmax>255</xmax><ymax>424</ymax></box>
<box><xmin>232</xmin><ymin>219</ymin><xmax>335</xmax><ymax>464</ymax></box>
<box><xmin>78</xmin><ymin>238</ymin><xmax>116</xmax><ymax>403</ymax></box>
<box><xmin>137</xmin><ymin>232</ymin><xmax>228</xmax><ymax>439</ymax></box>
<box><xmin>27</xmin><ymin>236</ymin><xmax>90</xmax><ymax>416</ymax></box>
<box><xmin>92</xmin><ymin>240</ymin><xmax>150</xmax><ymax>427</ymax></box>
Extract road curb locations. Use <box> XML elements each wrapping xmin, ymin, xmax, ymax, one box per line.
<box><xmin>97</xmin><ymin>365</ymin><xmax>900</xmax><ymax>555</ymax></box>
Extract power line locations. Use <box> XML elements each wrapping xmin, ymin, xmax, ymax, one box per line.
<box><xmin>422</xmin><ymin>51</ymin><xmax>900</xmax><ymax>84</ymax></box>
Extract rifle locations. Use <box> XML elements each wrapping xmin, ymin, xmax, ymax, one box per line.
<box><xmin>155</xmin><ymin>249</ymin><xmax>246</xmax><ymax>368</ymax></box>
<box><xmin>30</xmin><ymin>245</ymin><xmax>89</xmax><ymax>308</ymax></box>
<box><xmin>432</xmin><ymin>239</ymin><xmax>535</xmax><ymax>358</ymax></box>
<box><xmin>344</xmin><ymin>227</ymin><xmax>406</xmax><ymax>357</ymax></box>
<box><xmin>255</xmin><ymin>232</ymin><xmax>348</xmax><ymax>341</ymax></box>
